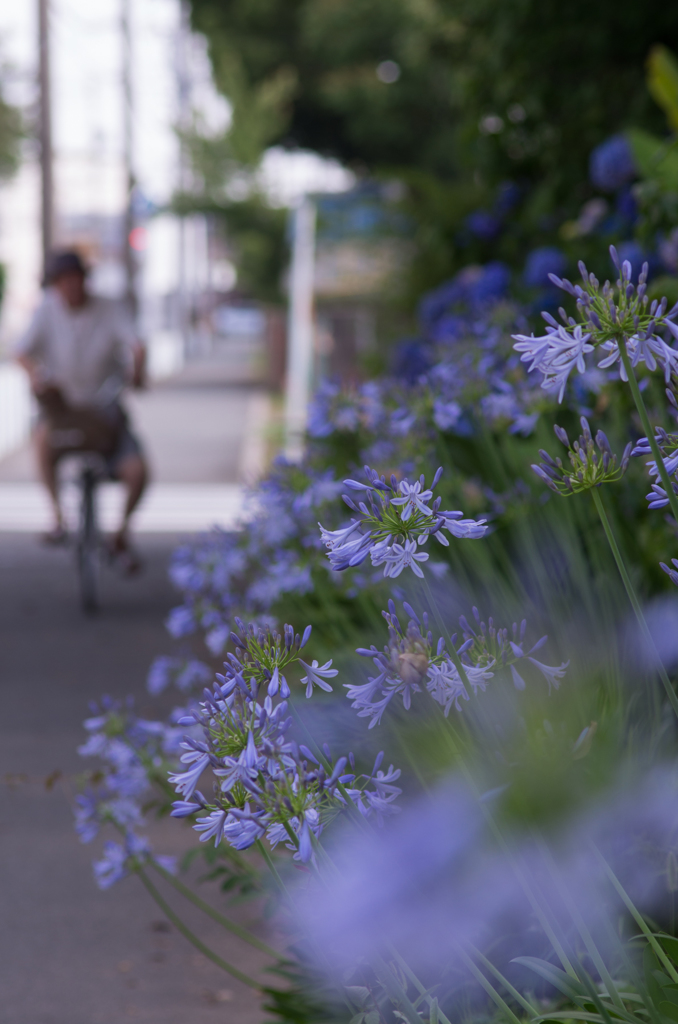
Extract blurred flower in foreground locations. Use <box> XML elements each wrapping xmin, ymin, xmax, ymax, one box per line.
<box><xmin>295</xmin><ymin>769</ymin><xmax>678</xmax><ymax>978</ymax></box>
<box><xmin>349</xmin><ymin>601</ymin><xmax>567</xmax><ymax>725</ymax></box>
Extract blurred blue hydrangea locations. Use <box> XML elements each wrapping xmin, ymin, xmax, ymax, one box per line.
<box><xmin>392</xmin><ymin>339</ymin><xmax>433</xmax><ymax>383</ymax></box>
<box><xmin>589</xmin><ymin>134</ymin><xmax>637</xmax><ymax>191</ymax></box>
<box><xmin>419</xmin><ymin>262</ymin><xmax>510</xmax><ymax>335</ymax></box>
<box><xmin>616</xmin><ymin>187</ymin><xmax>638</xmax><ymax>222</ymax></box>
<box><xmin>523</xmin><ymin>247</ymin><xmax>567</xmax><ymax>288</ymax></box>
<box><xmin>465</xmin><ymin>210</ymin><xmax>502</xmax><ymax>241</ymax></box>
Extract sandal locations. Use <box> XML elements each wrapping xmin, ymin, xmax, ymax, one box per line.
<box><xmin>109</xmin><ymin>533</ymin><xmax>143</xmax><ymax>577</ymax></box>
<box><xmin>41</xmin><ymin>525</ymin><xmax>68</xmax><ymax>546</ymax></box>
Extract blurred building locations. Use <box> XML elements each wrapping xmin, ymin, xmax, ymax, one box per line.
<box><xmin>312</xmin><ymin>182</ymin><xmax>412</xmax><ymax>382</ymax></box>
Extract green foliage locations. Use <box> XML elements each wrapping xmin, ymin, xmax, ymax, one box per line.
<box><xmin>180</xmin><ymin>842</ymin><xmax>262</xmax><ymax>899</ymax></box>
<box><xmin>0</xmin><ymin>83</ymin><xmax>21</xmax><ymax>181</ymax></box>
<box><xmin>175</xmin><ymin>190</ymin><xmax>287</xmax><ymax>301</ymax></box>
<box><xmin>185</xmin><ymin>0</ymin><xmax>678</xmax><ymax>299</ymax></box>
<box><xmin>647</xmin><ymin>45</ymin><xmax>678</xmax><ymax>134</ymax></box>
<box><xmin>627</xmin><ymin>128</ymin><xmax>678</xmax><ymax>191</ymax></box>
<box><xmin>262</xmin><ymin>956</ymin><xmax>349</xmax><ymax>1024</ymax></box>
<box><xmin>189</xmin><ymin>0</ymin><xmax>675</xmax><ymax>189</ymax></box>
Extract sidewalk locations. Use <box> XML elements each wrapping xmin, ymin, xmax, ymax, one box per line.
<box><xmin>0</xmin><ymin>362</ymin><xmax>277</xmax><ymax>1023</ymax></box>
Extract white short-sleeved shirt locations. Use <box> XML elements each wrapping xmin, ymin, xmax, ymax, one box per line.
<box><xmin>15</xmin><ymin>289</ymin><xmax>137</xmax><ymax>407</ymax></box>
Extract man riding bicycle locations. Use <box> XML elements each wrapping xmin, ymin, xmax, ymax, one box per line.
<box><xmin>15</xmin><ymin>249</ymin><xmax>149</xmax><ymax>571</ymax></box>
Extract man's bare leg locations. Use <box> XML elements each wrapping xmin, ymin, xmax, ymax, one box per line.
<box><xmin>112</xmin><ymin>453</ymin><xmax>148</xmax><ymax>564</ymax></box>
<box><xmin>34</xmin><ymin>422</ymin><xmax>64</xmax><ymax>535</ymax></box>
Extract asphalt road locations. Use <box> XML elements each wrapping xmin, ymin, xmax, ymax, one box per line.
<box><xmin>0</xmin><ymin>365</ymin><xmax>275</xmax><ymax>1023</ymax></box>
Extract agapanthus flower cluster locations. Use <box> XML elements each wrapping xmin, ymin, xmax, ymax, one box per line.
<box><xmin>307</xmin><ymin>380</ymin><xmax>384</xmax><ymax>438</ymax></box>
<box><xmin>347</xmin><ymin>600</ymin><xmax>471</xmax><ymax>725</ymax></box>
<box><xmin>458</xmin><ymin>606</ymin><xmax>569</xmax><ymax>693</ymax></box>
<box><xmin>151</xmin><ymin>263</ymin><xmax>608</xmax><ymax>692</ymax></box>
<box><xmin>169</xmin><ymin>620</ymin><xmax>401</xmax><ymax>861</ymax></box>
<box><xmin>305</xmin><ymin>264</ymin><xmax>563</xmax><ymax>460</ymax></box>
<box><xmin>75</xmin><ymin>697</ymin><xmax>182</xmax><ymax>888</ymax></box>
<box><xmin>661</xmin><ymin>558</ymin><xmax>678</xmax><ymax>586</ymax></box>
<box><xmin>532</xmin><ymin>417</ymin><xmax>632</xmax><ymax>495</ymax></box>
<box><xmin>346</xmin><ymin>600</ymin><xmax>567</xmax><ymax>727</ymax></box>
<box><xmin>632</xmin><ymin>425</ymin><xmax>678</xmax><ymax>513</ymax></box>
<box><xmin>146</xmin><ymin>463</ymin><xmax>348</xmax><ymax>694</ymax></box>
<box><xmin>513</xmin><ymin>246</ymin><xmax>678</xmax><ymax>400</ymax></box>
<box><xmin>319</xmin><ymin>465</ymin><xmax>487</xmax><ymax>579</ymax></box>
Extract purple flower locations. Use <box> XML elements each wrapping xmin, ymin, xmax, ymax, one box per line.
<box><xmin>299</xmin><ymin>659</ymin><xmax>338</xmax><ymax>698</ymax></box>
<box><xmin>294</xmin><ymin>769</ymin><xmax>678</xmax><ymax>978</ymax></box>
<box><xmin>146</xmin><ymin>656</ymin><xmax>179</xmax><ymax>695</ymax></box>
<box><xmin>168</xmin><ymin>748</ymin><xmax>210</xmax><ymax>798</ymax></box>
<box><xmin>426</xmin><ymin>659</ymin><xmax>494</xmax><ymax>716</ymax></box>
<box><xmin>319</xmin><ymin>465</ymin><xmax>487</xmax><ymax>579</ymax></box>
<box><xmin>194</xmin><ymin>809</ymin><xmax>229</xmax><ymax>846</ymax></box>
<box><xmin>389</xmin><ymin>480</ymin><xmax>434</xmax><ymax>520</ymax></box>
<box><xmin>465</xmin><ymin>210</ymin><xmax>502</xmax><ymax>241</ymax></box>
<box><xmin>93</xmin><ymin>841</ymin><xmax>128</xmax><ymax>890</ymax></box>
<box><xmin>165</xmin><ymin>605</ymin><xmax>196</xmax><ymax>638</ymax></box>
<box><xmin>523</xmin><ymin>247</ymin><xmax>567</xmax><ymax>288</ymax></box>
<box><xmin>589</xmin><ymin>134</ymin><xmax>637</xmax><ymax>191</ymax></box>
<box><xmin>513</xmin><ymin>324</ymin><xmax>594</xmax><ymax>402</ymax></box>
<box><xmin>527</xmin><ymin>656</ymin><xmax>569</xmax><ymax>692</ymax></box>
<box><xmin>373</xmin><ymin>539</ymin><xmax>429</xmax><ymax>579</ymax></box>
<box><xmin>433</xmin><ymin>399</ymin><xmax>462</xmax><ymax>430</ymax></box>
<box><xmin>660</xmin><ymin>558</ymin><xmax>678</xmax><ymax>586</ymax></box>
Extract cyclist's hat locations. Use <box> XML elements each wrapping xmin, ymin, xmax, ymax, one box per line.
<box><xmin>43</xmin><ymin>249</ymin><xmax>88</xmax><ymax>285</ymax></box>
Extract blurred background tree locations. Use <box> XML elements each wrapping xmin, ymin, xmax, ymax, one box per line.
<box><xmin>185</xmin><ymin>0</ymin><xmax>678</xmax><ymax>302</ymax></box>
<box><xmin>0</xmin><ymin>61</ymin><xmax>23</xmax><ymax>311</ymax></box>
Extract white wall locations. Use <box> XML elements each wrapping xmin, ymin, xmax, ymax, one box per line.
<box><xmin>0</xmin><ymin>362</ymin><xmax>31</xmax><ymax>461</ymax></box>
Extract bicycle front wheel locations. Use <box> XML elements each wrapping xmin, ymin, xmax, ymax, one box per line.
<box><xmin>77</xmin><ymin>469</ymin><xmax>100</xmax><ymax>614</ymax></box>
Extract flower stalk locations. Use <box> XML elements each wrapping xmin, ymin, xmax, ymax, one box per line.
<box><xmin>135</xmin><ymin>866</ymin><xmax>263</xmax><ymax>989</ymax></box>
<box><xmin>591</xmin><ymin>487</ymin><xmax>678</xmax><ymax>719</ymax></box>
<box><xmin>150</xmin><ymin>859</ymin><xmax>279</xmax><ymax>958</ymax></box>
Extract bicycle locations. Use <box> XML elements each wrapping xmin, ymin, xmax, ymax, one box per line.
<box><xmin>47</xmin><ymin>377</ymin><xmax>127</xmax><ymax>613</ymax></box>
<box><xmin>60</xmin><ymin>451</ymin><xmax>108</xmax><ymax>614</ymax></box>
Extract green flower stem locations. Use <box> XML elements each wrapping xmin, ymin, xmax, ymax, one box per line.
<box><xmin>150</xmin><ymin>860</ymin><xmax>279</xmax><ymax>959</ymax></box>
<box><xmin>591</xmin><ymin>487</ymin><xmax>678</xmax><ymax>718</ymax></box>
<box><xmin>466</xmin><ymin>943</ymin><xmax>538</xmax><ymax>1017</ymax></box>
<box><xmin>595</xmin><ymin>849</ymin><xmax>678</xmax><ymax>987</ymax></box>
<box><xmin>437</xmin><ymin>722</ymin><xmax>578</xmax><ymax>979</ymax></box>
<box><xmin>537</xmin><ymin>836</ymin><xmax>626</xmax><ymax>1013</ymax></box>
<box><xmin>371</xmin><ymin>952</ymin><xmax>429</xmax><ymax>1024</ymax></box>
<box><xmin>287</xmin><ymin>703</ymin><xmax>371</xmax><ymax>834</ymax></box>
<box><xmin>255</xmin><ymin>839</ymin><xmax>292</xmax><ymax>903</ymax></box>
<box><xmin>135</xmin><ymin>866</ymin><xmax>262</xmax><ymax>990</ymax></box>
<box><xmin>422</xmin><ymin>576</ymin><xmax>473</xmax><ymax>694</ymax></box>
<box><xmin>305</xmin><ymin>838</ymin><xmax>426</xmax><ymax>1024</ymax></box>
<box><xmin>618</xmin><ymin>339</ymin><xmax>678</xmax><ymax>525</ymax></box>
<box><xmin>455</xmin><ymin>945</ymin><xmax>523</xmax><ymax>1024</ymax></box>
<box><xmin>387</xmin><ymin>945</ymin><xmax>454</xmax><ymax>1024</ymax></box>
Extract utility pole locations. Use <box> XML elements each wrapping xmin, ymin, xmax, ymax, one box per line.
<box><xmin>121</xmin><ymin>0</ymin><xmax>137</xmax><ymax>319</ymax></box>
<box><xmin>176</xmin><ymin>0</ymin><xmax>191</xmax><ymax>355</ymax></box>
<box><xmin>37</xmin><ymin>0</ymin><xmax>54</xmax><ymax>272</ymax></box>
<box><xmin>284</xmin><ymin>198</ymin><xmax>317</xmax><ymax>461</ymax></box>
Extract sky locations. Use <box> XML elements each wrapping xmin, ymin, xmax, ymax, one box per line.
<box><xmin>0</xmin><ymin>0</ymin><xmax>352</xmax><ymax>211</ymax></box>
<box><xmin>0</xmin><ymin>0</ymin><xmax>352</xmax><ymax>346</ymax></box>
